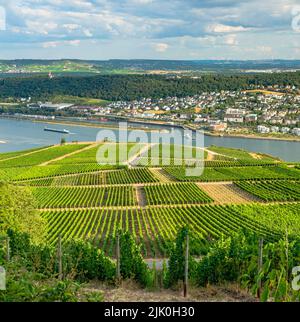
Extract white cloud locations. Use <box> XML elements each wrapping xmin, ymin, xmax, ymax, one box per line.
<box><xmin>206</xmin><ymin>23</ymin><xmax>252</xmax><ymax>33</ymax></box>
<box><xmin>63</xmin><ymin>24</ymin><xmax>80</xmax><ymax>31</ymax></box>
<box><xmin>42</xmin><ymin>41</ymin><xmax>58</xmax><ymax>48</ymax></box>
<box><xmin>26</xmin><ymin>21</ymin><xmax>58</xmax><ymax>35</ymax></box>
<box><xmin>153</xmin><ymin>42</ymin><xmax>169</xmax><ymax>52</ymax></box>
<box><xmin>257</xmin><ymin>46</ymin><xmax>273</xmax><ymax>54</ymax></box>
<box><xmin>129</xmin><ymin>0</ymin><xmax>154</xmax><ymax>4</ymax></box>
<box><xmin>223</xmin><ymin>34</ymin><xmax>238</xmax><ymax>46</ymax></box>
<box><xmin>69</xmin><ymin>39</ymin><xmax>81</xmax><ymax>46</ymax></box>
<box><xmin>0</xmin><ymin>6</ymin><xmax>6</xmax><ymax>31</ymax></box>
<box><xmin>42</xmin><ymin>39</ymin><xmax>81</xmax><ymax>48</ymax></box>
<box><xmin>1</xmin><ymin>0</ymin><xmax>300</xmax><ymax>59</ymax></box>
<box><xmin>83</xmin><ymin>29</ymin><xmax>93</xmax><ymax>37</ymax></box>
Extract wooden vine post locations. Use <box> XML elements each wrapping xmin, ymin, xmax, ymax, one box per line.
<box><xmin>116</xmin><ymin>231</ymin><xmax>121</xmax><ymax>285</ymax></box>
<box><xmin>257</xmin><ymin>238</ymin><xmax>264</xmax><ymax>299</ymax></box>
<box><xmin>184</xmin><ymin>231</ymin><xmax>189</xmax><ymax>298</ymax></box>
<box><xmin>6</xmin><ymin>237</ymin><xmax>10</xmax><ymax>262</ymax></box>
<box><xmin>58</xmin><ymin>235</ymin><xmax>63</xmax><ymax>280</ymax></box>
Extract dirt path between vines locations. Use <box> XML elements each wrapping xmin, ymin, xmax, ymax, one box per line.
<box><xmin>249</xmin><ymin>153</ymin><xmax>262</xmax><ymax>160</ymax></box>
<box><xmin>136</xmin><ymin>186</ymin><xmax>147</xmax><ymax>207</ymax></box>
<box><xmin>128</xmin><ymin>143</ymin><xmax>157</xmax><ymax>167</ymax></box>
<box><xmin>204</xmin><ymin>148</ymin><xmax>215</xmax><ymax>161</ymax></box>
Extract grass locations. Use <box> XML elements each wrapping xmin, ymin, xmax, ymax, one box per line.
<box><xmin>208</xmin><ymin>145</ymin><xmax>277</xmax><ymax>161</ymax></box>
<box><xmin>49</xmin><ymin>95</ymin><xmax>109</xmax><ymax>106</ymax></box>
<box><xmin>244</xmin><ymin>89</ymin><xmax>285</xmax><ymax>96</ymax></box>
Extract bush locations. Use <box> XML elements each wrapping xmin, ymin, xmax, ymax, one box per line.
<box><xmin>120</xmin><ymin>231</ymin><xmax>151</xmax><ymax>287</ymax></box>
<box><xmin>63</xmin><ymin>240</ymin><xmax>115</xmax><ymax>281</ymax></box>
<box><xmin>164</xmin><ymin>227</ymin><xmax>197</xmax><ymax>288</ymax></box>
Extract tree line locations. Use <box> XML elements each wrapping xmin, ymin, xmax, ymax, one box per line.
<box><xmin>0</xmin><ymin>73</ymin><xmax>300</xmax><ymax>101</ymax></box>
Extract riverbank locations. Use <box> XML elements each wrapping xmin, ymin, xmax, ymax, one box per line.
<box><xmin>1</xmin><ymin>117</ymin><xmax>299</xmax><ymax>161</ymax></box>
<box><xmin>1</xmin><ymin>115</ymin><xmax>300</xmax><ymax>142</ymax></box>
<box><xmin>44</xmin><ymin>118</ymin><xmax>300</xmax><ymax>142</ymax></box>
<box><xmin>203</xmin><ymin>131</ymin><xmax>300</xmax><ymax>142</ymax></box>
<box><xmin>23</xmin><ymin>118</ymin><xmax>300</xmax><ymax>142</ymax></box>
<box><xmin>0</xmin><ymin>116</ymin><xmax>166</xmax><ymax>133</ymax></box>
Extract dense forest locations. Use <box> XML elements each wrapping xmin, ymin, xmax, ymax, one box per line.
<box><xmin>1</xmin><ymin>72</ymin><xmax>300</xmax><ymax>101</ymax></box>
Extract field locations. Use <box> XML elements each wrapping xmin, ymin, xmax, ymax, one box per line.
<box><xmin>236</xmin><ymin>180</ymin><xmax>300</xmax><ymax>202</ymax></box>
<box><xmin>144</xmin><ymin>183</ymin><xmax>213</xmax><ymax>205</ymax></box>
<box><xmin>51</xmin><ymin>143</ymin><xmax>146</xmax><ymax>165</ymax></box>
<box><xmin>18</xmin><ymin>168</ymin><xmax>158</xmax><ymax>186</ymax></box>
<box><xmin>135</xmin><ymin>144</ymin><xmax>208</xmax><ymax>167</ymax></box>
<box><xmin>32</xmin><ymin>186</ymin><xmax>137</xmax><ymax>208</ymax></box>
<box><xmin>197</xmin><ymin>183</ymin><xmax>260</xmax><ymax>204</ymax></box>
<box><xmin>41</xmin><ymin>203</ymin><xmax>294</xmax><ymax>257</ymax></box>
<box><xmin>0</xmin><ymin>144</ymin><xmax>88</xmax><ymax>168</ymax></box>
<box><xmin>1</xmin><ymin>142</ymin><xmax>299</xmax><ymax>259</ymax></box>
<box><xmin>2</xmin><ymin>163</ymin><xmax>119</xmax><ymax>181</ymax></box>
<box><xmin>208</xmin><ymin>145</ymin><xmax>279</xmax><ymax>161</ymax></box>
<box><xmin>164</xmin><ymin>165</ymin><xmax>300</xmax><ymax>182</ymax></box>
<box><xmin>0</xmin><ymin>146</ymin><xmax>49</xmax><ymax>161</ymax></box>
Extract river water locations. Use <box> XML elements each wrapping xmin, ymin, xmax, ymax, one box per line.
<box><xmin>0</xmin><ymin>118</ymin><xmax>299</xmax><ymax>162</ymax></box>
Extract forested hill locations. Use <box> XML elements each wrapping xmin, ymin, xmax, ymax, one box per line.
<box><xmin>1</xmin><ymin>73</ymin><xmax>300</xmax><ymax>101</ymax></box>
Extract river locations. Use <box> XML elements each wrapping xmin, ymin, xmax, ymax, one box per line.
<box><xmin>0</xmin><ymin>118</ymin><xmax>299</xmax><ymax>162</ymax></box>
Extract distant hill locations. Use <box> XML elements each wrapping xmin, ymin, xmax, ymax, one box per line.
<box><xmin>1</xmin><ymin>59</ymin><xmax>300</xmax><ymax>76</ymax></box>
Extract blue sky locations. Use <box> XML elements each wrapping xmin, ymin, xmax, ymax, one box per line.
<box><xmin>0</xmin><ymin>0</ymin><xmax>300</xmax><ymax>60</ymax></box>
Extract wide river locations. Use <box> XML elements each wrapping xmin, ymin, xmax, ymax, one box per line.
<box><xmin>0</xmin><ymin>118</ymin><xmax>299</xmax><ymax>162</ymax></box>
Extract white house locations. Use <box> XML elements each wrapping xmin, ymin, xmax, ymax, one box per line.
<box><xmin>292</xmin><ymin>128</ymin><xmax>300</xmax><ymax>136</ymax></box>
<box><xmin>281</xmin><ymin>127</ymin><xmax>290</xmax><ymax>134</ymax></box>
<box><xmin>257</xmin><ymin>125</ymin><xmax>270</xmax><ymax>134</ymax></box>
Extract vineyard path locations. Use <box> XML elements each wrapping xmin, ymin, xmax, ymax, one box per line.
<box><xmin>39</xmin><ymin>142</ymin><xmax>98</xmax><ymax>166</ymax></box>
<box><xmin>204</xmin><ymin>148</ymin><xmax>234</xmax><ymax>161</ymax></box>
<box><xmin>127</xmin><ymin>143</ymin><xmax>157</xmax><ymax>167</ymax></box>
<box><xmin>136</xmin><ymin>186</ymin><xmax>147</xmax><ymax>207</ymax></box>
<box><xmin>37</xmin><ymin>200</ymin><xmax>299</xmax><ymax>212</ymax></box>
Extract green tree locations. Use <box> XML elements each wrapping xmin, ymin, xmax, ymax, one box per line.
<box><xmin>0</xmin><ymin>182</ymin><xmax>45</xmax><ymax>243</ymax></box>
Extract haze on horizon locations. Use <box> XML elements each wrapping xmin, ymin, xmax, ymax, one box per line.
<box><xmin>0</xmin><ymin>0</ymin><xmax>300</xmax><ymax>61</ymax></box>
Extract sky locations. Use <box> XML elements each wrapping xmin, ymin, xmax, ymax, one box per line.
<box><xmin>0</xmin><ymin>0</ymin><xmax>300</xmax><ymax>60</ymax></box>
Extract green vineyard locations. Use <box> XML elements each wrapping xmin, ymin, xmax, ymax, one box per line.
<box><xmin>9</xmin><ymin>163</ymin><xmax>120</xmax><ymax>181</ymax></box>
<box><xmin>208</xmin><ymin>146</ymin><xmax>278</xmax><ymax>162</ymax></box>
<box><xmin>32</xmin><ymin>186</ymin><xmax>137</xmax><ymax>208</ymax></box>
<box><xmin>52</xmin><ymin>143</ymin><xmax>146</xmax><ymax>165</ymax></box>
<box><xmin>0</xmin><ymin>146</ymin><xmax>50</xmax><ymax>161</ymax></box>
<box><xmin>19</xmin><ymin>168</ymin><xmax>158</xmax><ymax>186</ymax></box>
<box><xmin>164</xmin><ymin>165</ymin><xmax>300</xmax><ymax>182</ymax></box>
<box><xmin>144</xmin><ymin>182</ymin><xmax>213</xmax><ymax>205</ymax></box>
<box><xmin>1</xmin><ymin>142</ymin><xmax>299</xmax><ymax>262</ymax></box>
<box><xmin>236</xmin><ymin>180</ymin><xmax>300</xmax><ymax>202</ymax></box>
<box><xmin>40</xmin><ymin>203</ymin><xmax>293</xmax><ymax>257</ymax></box>
<box><xmin>0</xmin><ymin>144</ymin><xmax>88</xmax><ymax>168</ymax></box>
